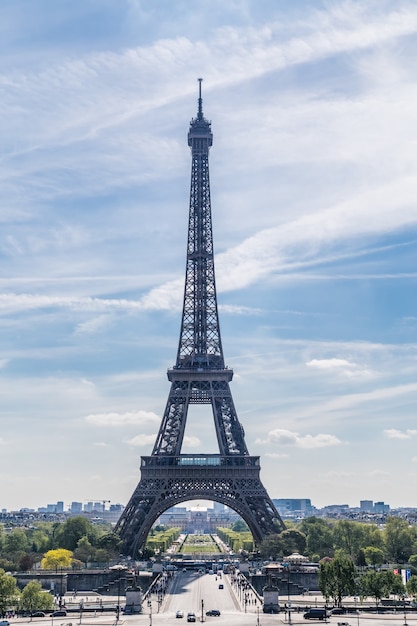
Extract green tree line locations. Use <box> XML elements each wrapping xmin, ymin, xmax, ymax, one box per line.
<box><xmin>0</xmin><ymin>517</ymin><xmax>120</xmax><ymax>572</ymax></box>
<box><xmin>256</xmin><ymin>517</ymin><xmax>417</xmax><ymax>569</ymax></box>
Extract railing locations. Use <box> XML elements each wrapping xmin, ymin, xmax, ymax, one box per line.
<box><xmin>141</xmin><ymin>455</ymin><xmax>260</xmax><ymax>468</ymax></box>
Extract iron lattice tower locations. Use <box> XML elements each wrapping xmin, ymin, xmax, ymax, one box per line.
<box><xmin>116</xmin><ymin>81</ymin><xmax>285</xmax><ymax>556</ymax></box>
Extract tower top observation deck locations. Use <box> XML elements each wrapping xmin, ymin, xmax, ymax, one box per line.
<box><xmin>188</xmin><ymin>78</ymin><xmax>213</xmax><ymax>148</ymax></box>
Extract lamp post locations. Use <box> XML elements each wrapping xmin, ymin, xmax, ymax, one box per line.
<box><xmin>256</xmin><ymin>605</ymin><xmax>261</xmax><ymax>626</ymax></box>
<box><xmin>201</xmin><ymin>598</ymin><xmax>205</xmax><ymax>622</ymax></box>
<box><xmin>116</xmin><ymin>576</ymin><xmax>121</xmax><ymax>621</ymax></box>
<box><xmin>111</xmin><ymin>563</ymin><xmax>125</xmax><ymax>621</ymax></box>
<box><xmin>403</xmin><ymin>596</ymin><xmax>408</xmax><ymax>626</ymax></box>
<box><xmin>148</xmin><ymin>599</ymin><xmax>152</xmax><ymax>626</ymax></box>
<box><xmin>283</xmin><ymin>563</ymin><xmax>291</xmax><ymax>625</ymax></box>
<box><xmin>354</xmin><ymin>596</ymin><xmax>359</xmax><ymax>626</ymax></box>
<box><xmin>79</xmin><ymin>599</ymin><xmax>83</xmax><ymax>625</ymax></box>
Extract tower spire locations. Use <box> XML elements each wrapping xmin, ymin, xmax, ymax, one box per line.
<box><xmin>197</xmin><ymin>77</ymin><xmax>203</xmax><ymax>120</ymax></box>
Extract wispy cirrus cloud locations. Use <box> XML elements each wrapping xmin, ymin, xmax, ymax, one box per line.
<box><xmin>85</xmin><ymin>410</ymin><xmax>160</xmax><ymax>427</ymax></box>
<box><xmin>306</xmin><ymin>358</ymin><xmax>375</xmax><ymax>379</ymax></box>
<box><xmin>384</xmin><ymin>428</ymin><xmax>417</xmax><ymax>440</ymax></box>
<box><xmin>256</xmin><ymin>428</ymin><xmax>342</xmax><ymax>449</ymax></box>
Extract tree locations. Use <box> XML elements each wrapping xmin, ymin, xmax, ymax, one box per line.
<box><xmin>0</xmin><ymin>568</ymin><xmax>20</xmax><ymax>615</ymax></box>
<box><xmin>384</xmin><ymin>517</ymin><xmax>414</xmax><ymax>564</ymax></box>
<box><xmin>383</xmin><ymin>569</ymin><xmax>405</xmax><ymax>598</ymax></box>
<box><xmin>408</xmin><ymin>555</ymin><xmax>417</xmax><ymax>569</ymax></box>
<box><xmin>20</xmin><ymin>554</ymin><xmax>37</xmax><ymax>572</ymax></box>
<box><xmin>5</xmin><ymin>528</ymin><xmax>29</xmax><ymax>554</ymax></box>
<box><xmin>359</xmin><ymin>571</ymin><xmax>386</xmax><ymax>607</ymax></box>
<box><xmin>333</xmin><ymin>521</ymin><xmax>363</xmax><ymax>558</ymax></box>
<box><xmin>280</xmin><ymin>529</ymin><xmax>307</xmax><ymax>555</ymax></box>
<box><xmin>53</xmin><ymin>517</ymin><xmax>98</xmax><ymax>551</ymax></box>
<box><xmin>258</xmin><ymin>534</ymin><xmax>285</xmax><ymax>560</ymax></box>
<box><xmin>319</xmin><ymin>549</ymin><xmax>356</xmax><ymax>606</ymax></box>
<box><xmin>41</xmin><ymin>549</ymin><xmax>73</xmax><ymax>571</ymax></box>
<box><xmin>361</xmin><ymin>524</ymin><xmax>384</xmax><ymax>550</ymax></box>
<box><xmin>20</xmin><ymin>581</ymin><xmax>54</xmax><ymax>615</ymax></box>
<box><xmin>299</xmin><ymin>517</ymin><xmax>334</xmax><ymax>559</ymax></box>
<box><xmin>406</xmin><ymin>574</ymin><xmax>417</xmax><ymax>598</ymax></box>
<box><xmin>231</xmin><ymin>520</ymin><xmax>249</xmax><ymax>533</ymax></box>
<box><xmin>29</xmin><ymin>529</ymin><xmax>52</xmax><ymax>554</ymax></box>
<box><xmin>73</xmin><ymin>537</ymin><xmax>96</xmax><ymax>565</ymax></box>
<box><xmin>359</xmin><ymin>569</ymin><xmax>404</xmax><ymax>608</ymax></box>
<box><xmin>364</xmin><ymin>546</ymin><xmax>384</xmax><ymax>568</ymax></box>
<box><xmin>356</xmin><ymin>548</ymin><xmax>367</xmax><ymax>568</ymax></box>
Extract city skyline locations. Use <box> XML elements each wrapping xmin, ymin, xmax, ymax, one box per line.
<box><xmin>0</xmin><ymin>496</ymin><xmax>399</xmax><ymax>515</ymax></box>
<box><xmin>1</xmin><ymin>1</ymin><xmax>417</xmax><ymax>511</ymax></box>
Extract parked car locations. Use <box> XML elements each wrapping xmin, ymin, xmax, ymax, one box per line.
<box><xmin>32</xmin><ymin>612</ymin><xmax>46</xmax><ymax>618</ymax></box>
<box><xmin>51</xmin><ymin>611</ymin><xmax>67</xmax><ymax>617</ymax></box>
<box><xmin>176</xmin><ymin>610</ymin><xmax>184</xmax><ymax>618</ymax></box>
<box><xmin>187</xmin><ymin>612</ymin><xmax>196</xmax><ymax>622</ymax></box>
<box><xmin>206</xmin><ymin>609</ymin><xmax>221</xmax><ymax>617</ymax></box>
<box><xmin>0</xmin><ymin>621</ymin><xmax>10</xmax><ymax>626</ymax></box>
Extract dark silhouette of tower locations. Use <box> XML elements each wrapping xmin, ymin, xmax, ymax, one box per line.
<box><xmin>116</xmin><ymin>80</ymin><xmax>285</xmax><ymax>556</ymax></box>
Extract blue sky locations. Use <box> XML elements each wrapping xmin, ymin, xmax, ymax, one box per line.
<box><xmin>1</xmin><ymin>0</ymin><xmax>417</xmax><ymax>513</ymax></box>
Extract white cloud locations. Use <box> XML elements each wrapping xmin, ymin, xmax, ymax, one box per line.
<box><xmin>93</xmin><ymin>442</ymin><xmax>109</xmax><ymax>448</ymax></box>
<box><xmin>74</xmin><ymin>315</ymin><xmax>113</xmax><ymax>335</ymax></box>
<box><xmin>384</xmin><ymin>429</ymin><xmax>417</xmax><ymax>440</ymax></box>
<box><xmin>306</xmin><ymin>358</ymin><xmax>374</xmax><ymax>379</ymax></box>
<box><xmin>256</xmin><ymin>428</ymin><xmax>342</xmax><ymax>449</ymax></box>
<box><xmin>126</xmin><ymin>434</ymin><xmax>157</xmax><ymax>447</ymax></box>
<box><xmin>85</xmin><ymin>411</ymin><xmax>160</xmax><ymax>427</ymax></box>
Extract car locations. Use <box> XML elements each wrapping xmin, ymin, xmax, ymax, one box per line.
<box><xmin>304</xmin><ymin>609</ymin><xmax>328</xmax><ymax>620</ymax></box>
<box><xmin>176</xmin><ymin>610</ymin><xmax>184</xmax><ymax>618</ymax></box>
<box><xmin>32</xmin><ymin>612</ymin><xmax>46</xmax><ymax>618</ymax></box>
<box><xmin>187</xmin><ymin>612</ymin><xmax>196</xmax><ymax>622</ymax></box>
<box><xmin>218</xmin><ymin>583</ymin><xmax>224</xmax><ymax>589</ymax></box>
<box><xmin>51</xmin><ymin>611</ymin><xmax>67</xmax><ymax>617</ymax></box>
<box><xmin>0</xmin><ymin>621</ymin><xmax>10</xmax><ymax>626</ymax></box>
<box><xmin>206</xmin><ymin>610</ymin><xmax>221</xmax><ymax>617</ymax></box>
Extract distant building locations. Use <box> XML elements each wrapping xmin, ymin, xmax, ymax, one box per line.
<box><xmin>273</xmin><ymin>499</ymin><xmax>314</xmax><ymax>518</ymax></box>
<box><xmin>70</xmin><ymin>502</ymin><xmax>83</xmax><ymax>514</ymax></box>
<box><xmin>374</xmin><ymin>501</ymin><xmax>390</xmax><ymax>513</ymax></box>
<box><xmin>360</xmin><ymin>500</ymin><xmax>373</xmax><ymax>512</ymax></box>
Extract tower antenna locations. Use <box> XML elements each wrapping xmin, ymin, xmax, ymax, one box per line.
<box><xmin>197</xmin><ymin>77</ymin><xmax>203</xmax><ymax>120</ymax></box>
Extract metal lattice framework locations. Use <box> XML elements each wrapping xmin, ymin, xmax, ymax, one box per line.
<box><xmin>116</xmin><ymin>81</ymin><xmax>285</xmax><ymax>557</ymax></box>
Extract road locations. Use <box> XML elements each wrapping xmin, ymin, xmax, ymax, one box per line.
<box><xmin>163</xmin><ymin>571</ymin><xmax>240</xmax><ymax>618</ymax></box>
<box><xmin>8</xmin><ymin>572</ymin><xmax>417</xmax><ymax>626</ymax></box>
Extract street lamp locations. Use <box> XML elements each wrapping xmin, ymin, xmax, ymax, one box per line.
<box><xmin>79</xmin><ymin>599</ymin><xmax>83</xmax><ymax>625</ymax></box>
<box><xmin>283</xmin><ymin>563</ymin><xmax>291</xmax><ymax>624</ymax></box>
<box><xmin>354</xmin><ymin>596</ymin><xmax>359</xmax><ymax>626</ymax></box>
<box><xmin>148</xmin><ymin>599</ymin><xmax>152</xmax><ymax>626</ymax></box>
<box><xmin>111</xmin><ymin>563</ymin><xmax>125</xmax><ymax>621</ymax></box>
<box><xmin>403</xmin><ymin>596</ymin><xmax>408</xmax><ymax>626</ymax></box>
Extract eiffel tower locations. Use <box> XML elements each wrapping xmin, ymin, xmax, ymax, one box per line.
<box><xmin>116</xmin><ymin>80</ymin><xmax>285</xmax><ymax>557</ymax></box>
